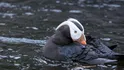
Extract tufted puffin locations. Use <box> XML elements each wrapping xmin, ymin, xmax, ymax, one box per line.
<box><xmin>42</xmin><ymin>18</ymin><xmax>118</xmax><ymax>65</ymax></box>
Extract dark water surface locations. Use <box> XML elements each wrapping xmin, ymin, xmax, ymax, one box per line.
<box><xmin>0</xmin><ymin>0</ymin><xmax>124</xmax><ymax>70</ymax></box>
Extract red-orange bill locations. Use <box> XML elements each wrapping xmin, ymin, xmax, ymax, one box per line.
<box><xmin>81</xmin><ymin>40</ymin><xmax>87</xmax><ymax>45</ymax></box>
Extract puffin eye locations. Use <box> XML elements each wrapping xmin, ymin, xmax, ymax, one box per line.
<box><xmin>74</xmin><ymin>31</ymin><xmax>77</xmax><ymax>33</ymax></box>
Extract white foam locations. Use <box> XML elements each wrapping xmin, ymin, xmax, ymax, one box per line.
<box><xmin>22</xmin><ymin>6</ymin><xmax>31</xmax><ymax>10</ymax></box>
<box><xmin>69</xmin><ymin>10</ymin><xmax>82</xmax><ymax>13</ymax></box>
<box><xmin>80</xmin><ymin>4</ymin><xmax>121</xmax><ymax>8</ymax></box>
<box><xmin>14</xmin><ymin>63</ymin><xmax>20</xmax><ymax>66</ymax></box>
<box><xmin>0</xmin><ymin>2</ymin><xmax>16</xmax><ymax>8</ymax></box>
<box><xmin>0</xmin><ymin>23</ymin><xmax>6</xmax><ymax>26</ymax></box>
<box><xmin>50</xmin><ymin>9</ymin><xmax>62</xmax><ymax>13</ymax></box>
<box><xmin>101</xmin><ymin>38</ymin><xmax>111</xmax><ymax>41</ymax></box>
<box><xmin>14</xmin><ymin>56</ymin><xmax>21</xmax><ymax>60</ymax></box>
<box><xmin>0</xmin><ymin>55</ymin><xmax>8</xmax><ymax>59</ymax></box>
<box><xmin>0</xmin><ymin>36</ymin><xmax>46</xmax><ymax>46</ymax></box>
<box><xmin>0</xmin><ymin>13</ymin><xmax>16</xmax><ymax>18</ymax></box>
<box><xmin>24</xmin><ymin>12</ymin><xmax>34</xmax><ymax>16</ymax></box>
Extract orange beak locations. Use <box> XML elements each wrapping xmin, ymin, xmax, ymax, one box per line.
<box><xmin>81</xmin><ymin>40</ymin><xmax>87</xmax><ymax>45</ymax></box>
<box><xmin>79</xmin><ymin>34</ymin><xmax>87</xmax><ymax>45</ymax></box>
<box><xmin>73</xmin><ymin>34</ymin><xmax>87</xmax><ymax>45</ymax></box>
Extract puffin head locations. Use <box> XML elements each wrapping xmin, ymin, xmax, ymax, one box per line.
<box><xmin>56</xmin><ymin>18</ymin><xmax>86</xmax><ymax>45</ymax></box>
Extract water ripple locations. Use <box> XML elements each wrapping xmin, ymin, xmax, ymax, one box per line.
<box><xmin>0</xmin><ymin>36</ymin><xmax>46</xmax><ymax>46</ymax></box>
<box><xmin>0</xmin><ymin>2</ymin><xmax>16</xmax><ymax>8</ymax></box>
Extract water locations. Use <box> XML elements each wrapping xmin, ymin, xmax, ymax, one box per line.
<box><xmin>0</xmin><ymin>0</ymin><xmax>124</xmax><ymax>70</ymax></box>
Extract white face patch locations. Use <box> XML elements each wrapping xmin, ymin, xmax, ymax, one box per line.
<box><xmin>56</xmin><ymin>19</ymin><xmax>84</xmax><ymax>40</ymax></box>
<box><xmin>68</xmin><ymin>18</ymin><xmax>84</xmax><ymax>32</ymax></box>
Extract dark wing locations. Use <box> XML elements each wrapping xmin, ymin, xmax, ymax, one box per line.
<box><xmin>59</xmin><ymin>42</ymin><xmax>117</xmax><ymax>64</ymax></box>
<box><xmin>86</xmin><ymin>35</ymin><xmax>119</xmax><ymax>59</ymax></box>
<box><xmin>59</xmin><ymin>36</ymin><xmax>120</xmax><ymax>64</ymax></box>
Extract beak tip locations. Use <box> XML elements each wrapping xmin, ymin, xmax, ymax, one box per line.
<box><xmin>81</xmin><ymin>41</ymin><xmax>87</xmax><ymax>45</ymax></box>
